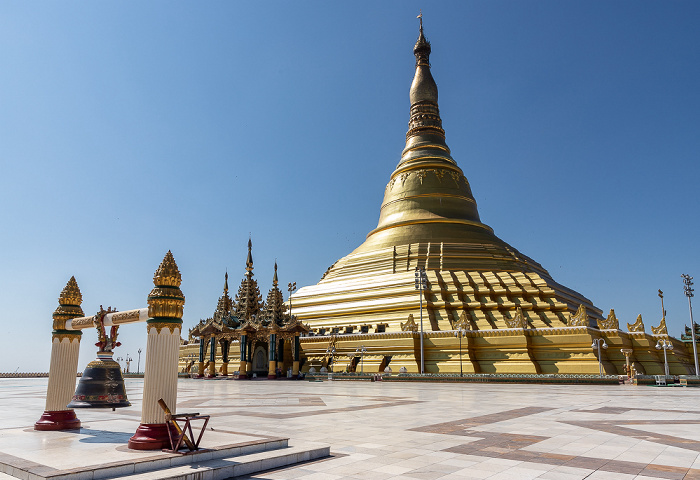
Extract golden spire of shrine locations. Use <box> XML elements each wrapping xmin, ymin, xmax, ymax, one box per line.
<box><xmin>245</xmin><ymin>237</ymin><xmax>254</xmax><ymax>275</ymax></box>
<box><xmin>234</xmin><ymin>239</ymin><xmax>262</xmax><ymax>321</ymax></box>
<box><xmin>213</xmin><ymin>271</ymin><xmax>233</xmax><ymax>322</ymax></box>
<box><xmin>262</xmin><ymin>262</ymin><xmax>286</xmax><ymax>324</ymax></box>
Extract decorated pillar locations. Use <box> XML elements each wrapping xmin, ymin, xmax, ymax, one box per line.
<box><xmin>239</xmin><ymin>334</ymin><xmax>248</xmax><ymax>379</ymax></box>
<box><xmin>129</xmin><ymin>251</ymin><xmax>185</xmax><ymax>450</ymax></box>
<box><xmin>268</xmin><ymin>333</ymin><xmax>277</xmax><ymax>379</ymax></box>
<box><xmin>197</xmin><ymin>339</ymin><xmax>205</xmax><ymax>377</ymax></box>
<box><xmin>35</xmin><ymin>277</ymin><xmax>84</xmax><ymax>431</ymax></box>
<box><xmin>246</xmin><ymin>340</ymin><xmax>253</xmax><ymax>375</ymax></box>
<box><xmin>220</xmin><ymin>339</ymin><xmax>229</xmax><ymax>376</ymax></box>
<box><xmin>277</xmin><ymin>338</ymin><xmax>285</xmax><ymax>373</ymax></box>
<box><xmin>208</xmin><ymin>336</ymin><xmax>217</xmax><ymax>377</ymax></box>
<box><xmin>292</xmin><ymin>334</ymin><xmax>301</xmax><ymax>376</ymax></box>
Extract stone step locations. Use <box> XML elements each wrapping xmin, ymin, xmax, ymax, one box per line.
<box><xmin>93</xmin><ymin>438</ymin><xmax>290</xmax><ymax>480</ymax></box>
<box><xmin>99</xmin><ymin>442</ymin><xmax>330</xmax><ymax>480</ymax></box>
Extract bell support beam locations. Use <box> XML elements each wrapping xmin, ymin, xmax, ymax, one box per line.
<box><xmin>35</xmin><ymin>277</ymin><xmax>84</xmax><ymax>431</ymax></box>
<box><xmin>128</xmin><ymin>251</ymin><xmax>185</xmax><ymax>450</ymax></box>
<box><xmin>64</xmin><ymin>308</ymin><xmax>149</xmax><ymax>330</ymax></box>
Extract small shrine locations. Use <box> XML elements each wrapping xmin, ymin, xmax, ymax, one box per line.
<box><xmin>188</xmin><ymin>239</ymin><xmax>308</xmax><ymax>379</ymax></box>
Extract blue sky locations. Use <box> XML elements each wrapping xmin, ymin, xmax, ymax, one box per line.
<box><xmin>1</xmin><ymin>2</ymin><xmax>699</xmax><ymax>372</ymax></box>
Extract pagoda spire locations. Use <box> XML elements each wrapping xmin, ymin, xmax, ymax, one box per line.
<box><xmin>213</xmin><ymin>271</ymin><xmax>233</xmax><ymax>322</ymax></box>
<box><xmin>246</xmin><ymin>236</ymin><xmax>253</xmax><ymax>275</ymax></box>
<box><xmin>359</xmin><ymin>16</ymin><xmax>484</xmax><ymax>247</ymax></box>
<box><xmin>234</xmin><ymin>239</ymin><xmax>262</xmax><ymax>321</ymax></box>
<box><xmin>406</xmin><ymin>15</ymin><xmax>444</xmax><ymax>151</ymax></box>
<box><xmin>262</xmin><ymin>262</ymin><xmax>287</xmax><ymax>325</ymax></box>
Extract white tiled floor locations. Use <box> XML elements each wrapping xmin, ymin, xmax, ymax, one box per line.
<box><xmin>1</xmin><ymin>378</ymin><xmax>700</xmax><ymax>479</ymax></box>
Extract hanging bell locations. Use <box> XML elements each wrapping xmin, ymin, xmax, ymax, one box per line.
<box><xmin>68</xmin><ymin>352</ymin><xmax>131</xmax><ymax>409</ymax></box>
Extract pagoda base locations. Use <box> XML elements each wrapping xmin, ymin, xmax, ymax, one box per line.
<box><xmin>34</xmin><ymin>410</ymin><xmax>81</xmax><ymax>431</ymax></box>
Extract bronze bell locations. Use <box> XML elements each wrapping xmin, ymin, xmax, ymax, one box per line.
<box><xmin>68</xmin><ymin>352</ymin><xmax>131</xmax><ymax>410</ymax></box>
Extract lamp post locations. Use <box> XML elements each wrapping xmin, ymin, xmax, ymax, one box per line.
<box><xmin>356</xmin><ymin>345</ymin><xmax>367</xmax><ymax>374</ymax></box>
<box><xmin>288</xmin><ymin>282</ymin><xmax>297</xmax><ymax>320</ymax></box>
<box><xmin>682</xmin><ymin>274</ymin><xmax>698</xmax><ymax>376</ymax></box>
<box><xmin>125</xmin><ymin>354</ymin><xmax>132</xmax><ymax>374</ymax></box>
<box><xmin>656</xmin><ymin>339</ymin><xmax>673</xmax><ymax>377</ymax></box>
<box><xmin>415</xmin><ymin>267</ymin><xmax>427</xmax><ymax>374</ymax></box>
<box><xmin>137</xmin><ymin>348</ymin><xmax>142</xmax><ymax>374</ymax></box>
<box><xmin>454</xmin><ymin>328</ymin><xmax>466</xmax><ymax>377</ymax></box>
<box><xmin>591</xmin><ymin>338</ymin><xmax>608</xmax><ymax>377</ymax></box>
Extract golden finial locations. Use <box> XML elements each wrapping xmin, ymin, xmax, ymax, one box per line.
<box><xmin>273</xmin><ymin>261</ymin><xmax>279</xmax><ymax>287</ymax></box>
<box><xmin>153</xmin><ymin>250</ymin><xmax>182</xmax><ymax>288</ymax></box>
<box><xmin>417</xmin><ymin>10</ymin><xmax>423</xmax><ymax>32</ymax></box>
<box><xmin>224</xmin><ymin>271</ymin><xmax>229</xmax><ymax>294</ymax></box>
<box><xmin>148</xmin><ymin>251</ymin><xmax>185</xmax><ymax>320</ymax></box>
<box><xmin>59</xmin><ymin>276</ymin><xmax>82</xmax><ymax>306</ymax></box>
<box><xmin>53</xmin><ymin>276</ymin><xmax>84</xmax><ymax>331</ymax></box>
<box><xmin>627</xmin><ymin>314</ymin><xmax>645</xmax><ymax>332</ymax></box>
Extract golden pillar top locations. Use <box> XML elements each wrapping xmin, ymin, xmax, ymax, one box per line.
<box><xmin>52</xmin><ymin>276</ymin><xmax>84</xmax><ymax>332</ymax></box>
<box><xmin>148</xmin><ymin>251</ymin><xmax>185</xmax><ymax>322</ymax></box>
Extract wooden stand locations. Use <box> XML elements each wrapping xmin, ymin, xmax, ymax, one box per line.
<box><xmin>158</xmin><ymin>398</ymin><xmax>210</xmax><ymax>454</ymax></box>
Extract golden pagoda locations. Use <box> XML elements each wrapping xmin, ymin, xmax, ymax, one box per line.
<box><xmin>288</xmin><ymin>19</ymin><xmax>696</xmax><ymax>375</ymax></box>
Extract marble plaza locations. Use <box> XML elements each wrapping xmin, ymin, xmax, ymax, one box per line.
<box><xmin>2</xmin><ymin>378</ymin><xmax>700</xmax><ymax>479</ymax></box>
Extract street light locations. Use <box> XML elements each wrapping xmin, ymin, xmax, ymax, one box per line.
<box><xmin>454</xmin><ymin>328</ymin><xmax>467</xmax><ymax>377</ymax></box>
<box><xmin>288</xmin><ymin>282</ymin><xmax>297</xmax><ymax>320</ymax></box>
<box><xmin>137</xmin><ymin>348</ymin><xmax>142</xmax><ymax>374</ymax></box>
<box><xmin>415</xmin><ymin>267</ymin><xmax>428</xmax><ymax>374</ymax></box>
<box><xmin>356</xmin><ymin>345</ymin><xmax>367</xmax><ymax>374</ymax></box>
<box><xmin>591</xmin><ymin>338</ymin><xmax>608</xmax><ymax>377</ymax></box>
<box><xmin>682</xmin><ymin>274</ymin><xmax>698</xmax><ymax>376</ymax></box>
<box><xmin>656</xmin><ymin>338</ymin><xmax>673</xmax><ymax>377</ymax></box>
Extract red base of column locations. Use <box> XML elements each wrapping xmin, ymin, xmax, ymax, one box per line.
<box><xmin>238</xmin><ymin>374</ymin><xmax>248</xmax><ymax>379</ymax></box>
<box><xmin>128</xmin><ymin>423</ymin><xmax>177</xmax><ymax>450</ymax></box>
<box><xmin>267</xmin><ymin>374</ymin><xmax>276</xmax><ymax>379</ymax></box>
<box><xmin>35</xmin><ymin>410</ymin><xmax>81</xmax><ymax>431</ymax></box>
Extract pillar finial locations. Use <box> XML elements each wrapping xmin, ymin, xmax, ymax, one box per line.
<box><xmin>53</xmin><ymin>276</ymin><xmax>84</xmax><ymax>331</ymax></box>
<box><xmin>147</xmin><ymin>251</ymin><xmax>185</xmax><ymax>322</ymax></box>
